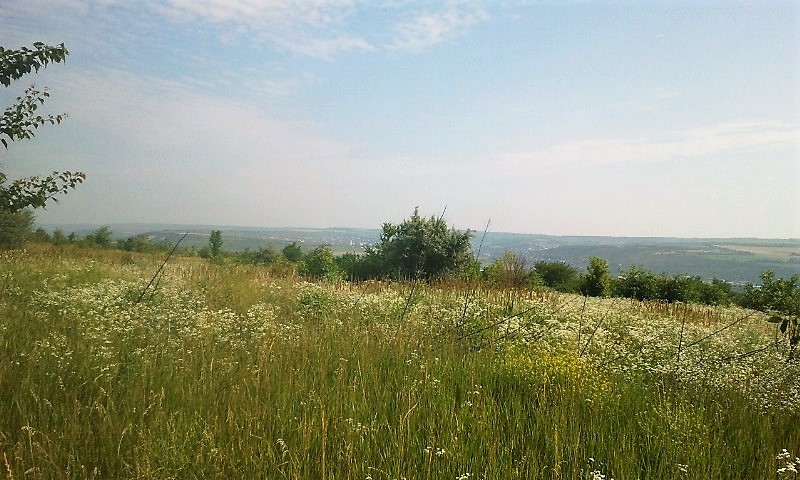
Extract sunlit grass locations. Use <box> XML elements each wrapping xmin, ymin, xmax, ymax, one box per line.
<box><xmin>1</xmin><ymin>245</ymin><xmax>798</xmax><ymax>479</ymax></box>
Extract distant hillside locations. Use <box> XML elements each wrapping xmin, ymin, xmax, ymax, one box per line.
<box><xmin>39</xmin><ymin>223</ymin><xmax>800</xmax><ymax>285</ymax></box>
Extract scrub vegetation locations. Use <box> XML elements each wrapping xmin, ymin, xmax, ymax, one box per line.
<box><xmin>1</xmin><ymin>243</ymin><xmax>798</xmax><ymax>479</ymax></box>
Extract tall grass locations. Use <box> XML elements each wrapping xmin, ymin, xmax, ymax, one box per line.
<box><xmin>1</xmin><ymin>245</ymin><xmax>797</xmax><ymax>479</ymax></box>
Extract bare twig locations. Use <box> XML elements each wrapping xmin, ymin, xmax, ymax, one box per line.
<box><xmin>579</xmin><ymin>297</ymin><xmax>618</xmax><ymax>357</ymax></box>
<box><xmin>135</xmin><ymin>232</ymin><xmax>188</xmax><ymax>304</ymax></box>
<box><xmin>679</xmin><ymin>310</ymin><xmax>758</xmax><ymax>351</ymax></box>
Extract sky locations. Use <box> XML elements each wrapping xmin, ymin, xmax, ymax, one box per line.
<box><xmin>1</xmin><ymin>0</ymin><xmax>798</xmax><ymax>238</ymax></box>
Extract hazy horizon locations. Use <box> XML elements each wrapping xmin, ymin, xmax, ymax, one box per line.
<box><xmin>2</xmin><ymin>1</ymin><xmax>798</xmax><ymax>238</ymax></box>
<box><xmin>34</xmin><ymin>221</ymin><xmax>800</xmax><ymax>241</ymax></box>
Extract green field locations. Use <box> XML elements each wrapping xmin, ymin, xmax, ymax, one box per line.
<box><xmin>1</xmin><ymin>246</ymin><xmax>798</xmax><ymax>479</ymax></box>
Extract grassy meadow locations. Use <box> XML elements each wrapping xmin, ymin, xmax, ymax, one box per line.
<box><xmin>1</xmin><ymin>245</ymin><xmax>798</xmax><ymax>479</ymax></box>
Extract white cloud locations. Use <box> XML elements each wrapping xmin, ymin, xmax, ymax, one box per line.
<box><xmin>266</xmin><ymin>30</ymin><xmax>374</xmax><ymax>59</ymax></box>
<box><xmin>390</xmin><ymin>1</ymin><xmax>488</xmax><ymax>52</ymax></box>
<box><xmin>2</xmin><ymin>0</ymin><xmax>489</xmax><ymax>60</ymax></box>
<box><xmin>153</xmin><ymin>0</ymin><xmax>490</xmax><ymax>57</ymax></box>
<box><xmin>150</xmin><ymin>0</ymin><xmax>374</xmax><ymax>58</ymax></box>
<box><xmin>154</xmin><ymin>0</ymin><xmax>357</xmax><ymax>26</ymax></box>
<box><xmin>493</xmin><ymin>121</ymin><xmax>800</xmax><ymax>172</ymax></box>
<box><xmin>64</xmin><ymin>69</ymin><xmax>349</xmax><ymax>158</ymax></box>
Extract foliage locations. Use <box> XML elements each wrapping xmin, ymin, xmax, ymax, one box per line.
<box><xmin>298</xmin><ymin>245</ymin><xmax>341</xmax><ymax>280</ymax></box>
<box><xmin>581</xmin><ymin>256</ymin><xmax>612</xmax><ymax>297</ymax></box>
<box><xmin>615</xmin><ymin>265</ymin><xmax>660</xmax><ymax>300</ymax></box>
<box><xmin>51</xmin><ymin>228</ymin><xmax>68</xmax><ymax>245</ymax></box>
<box><xmin>700</xmin><ymin>278</ymin><xmax>734</xmax><ymax>306</ymax></box>
<box><xmin>534</xmin><ymin>260</ymin><xmax>581</xmax><ymax>292</ymax></box>
<box><xmin>1</xmin><ymin>42</ymin><xmax>84</xmax><ymax>212</ymax></box>
<box><xmin>0</xmin><ymin>170</ymin><xmax>86</xmax><ymax>213</ymax></box>
<box><xmin>85</xmin><ymin>225</ymin><xmax>113</xmax><ymax>248</ymax></box>
<box><xmin>1</xmin><ymin>42</ymin><xmax>68</xmax><ymax>88</ymax></box>
<box><xmin>335</xmin><ymin>252</ymin><xmax>360</xmax><ymax>279</ymax></box>
<box><xmin>0</xmin><ymin>208</ymin><xmax>33</xmax><ymax>248</ymax></box>
<box><xmin>1</xmin><ymin>86</ymin><xmax>66</xmax><ymax>148</ymax></box>
<box><xmin>484</xmin><ymin>250</ymin><xmax>529</xmax><ymax>288</ymax></box>
<box><xmin>335</xmin><ymin>251</ymin><xmax>384</xmax><ymax>281</ymax></box>
<box><xmin>742</xmin><ymin>271</ymin><xmax>800</xmax><ymax>317</ymax></box>
<box><xmin>366</xmin><ymin>207</ymin><xmax>473</xmax><ymax>280</ymax></box>
<box><xmin>250</xmin><ymin>245</ymin><xmax>281</xmax><ymax>265</ymax></box>
<box><xmin>117</xmin><ymin>234</ymin><xmax>159</xmax><ymax>253</ymax></box>
<box><xmin>282</xmin><ymin>241</ymin><xmax>303</xmax><ymax>262</ymax></box>
<box><xmin>209</xmin><ymin>230</ymin><xmax>223</xmax><ymax>258</ymax></box>
<box><xmin>30</xmin><ymin>227</ymin><xmax>51</xmax><ymax>243</ymax></box>
<box><xmin>742</xmin><ymin>271</ymin><xmax>800</xmax><ymax>360</ymax></box>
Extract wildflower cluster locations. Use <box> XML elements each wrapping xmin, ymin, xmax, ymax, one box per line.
<box><xmin>777</xmin><ymin>449</ymin><xmax>800</xmax><ymax>478</ymax></box>
<box><xmin>496</xmin><ymin>344</ymin><xmax>613</xmax><ymax>400</ymax></box>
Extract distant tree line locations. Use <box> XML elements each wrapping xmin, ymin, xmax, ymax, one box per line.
<box><xmin>7</xmin><ymin>210</ymin><xmax>800</xmax><ymax>325</ymax></box>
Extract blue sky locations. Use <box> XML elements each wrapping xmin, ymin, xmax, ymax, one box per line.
<box><xmin>1</xmin><ymin>0</ymin><xmax>798</xmax><ymax>237</ymax></box>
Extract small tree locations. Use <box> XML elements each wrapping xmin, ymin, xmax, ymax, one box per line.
<box><xmin>367</xmin><ymin>207</ymin><xmax>473</xmax><ymax>280</ymax></box>
<box><xmin>581</xmin><ymin>257</ymin><xmax>612</xmax><ymax>297</ymax></box>
<box><xmin>209</xmin><ymin>230</ymin><xmax>223</xmax><ymax>258</ymax></box>
<box><xmin>698</xmin><ymin>278</ymin><xmax>732</xmax><ymax>306</ymax></box>
<box><xmin>118</xmin><ymin>234</ymin><xmax>157</xmax><ymax>253</ymax></box>
<box><xmin>615</xmin><ymin>265</ymin><xmax>659</xmax><ymax>301</ymax></box>
<box><xmin>0</xmin><ymin>209</ymin><xmax>33</xmax><ymax>248</ymax></box>
<box><xmin>282</xmin><ymin>241</ymin><xmax>303</xmax><ymax>262</ymax></box>
<box><xmin>86</xmin><ymin>225</ymin><xmax>113</xmax><ymax>248</ymax></box>
<box><xmin>742</xmin><ymin>271</ymin><xmax>800</xmax><ymax>360</ymax></box>
<box><xmin>534</xmin><ymin>260</ymin><xmax>580</xmax><ymax>292</ymax></box>
<box><xmin>51</xmin><ymin>228</ymin><xmax>68</xmax><ymax>246</ymax></box>
<box><xmin>252</xmin><ymin>245</ymin><xmax>279</xmax><ymax>265</ymax></box>
<box><xmin>336</xmin><ymin>251</ymin><xmax>384</xmax><ymax>281</ymax></box>
<box><xmin>299</xmin><ymin>245</ymin><xmax>341</xmax><ymax>280</ymax></box>
<box><xmin>31</xmin><ymin>227</ymin><xmax>51</xmax><ymax>243</ymax></box>
<box><xmin>484</xmin><ymin>250</ymin><xmax>528</xmax><ymax>288</ymax></box>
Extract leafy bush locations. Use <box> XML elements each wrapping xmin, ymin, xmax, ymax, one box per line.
<box><xmin>299</xmin><ymin>245</ymin><xmax>341</xmax><ymax>280</ymax></box>
<box><xmin>534</xmin><ymin>260</ymin><xmax>581</xmax><ymax>293</ymax></box>
<box><xmin>252</xmin><ymin>245</ymin><xmax>279</xmax><ymax>265</ymax></box>
<box><xmin>581</xmin><ymin>256</ymin><xmax>612</xmax><ymax>297</ymax></box>
<box><xmin>117</xmin><ymin>234</ymin><xmax>159</xmax><ymax>253</ymax></box>
<box><xmin>742</xmin><ymin>271</ymin><xmax>800</xmax><ymax>316</ymax></box>
<box><xmin>282</xmin><ymin>241</ymin><xmax>303</xmax><ymax>262</ymax></box>
<box><xmin>615</xmin><ymin>266</ymin><xmax>660</xmax><ymax>300</ymax></box>
<box><xmin>336</xmin><ymin>252</ymin><xmax>383</xmax><ymax>281</ymax></box>
<box><xmin>484</xmin><ymin>250</ymin><xmax>529</xmax><ymax>288</ymax></box>
<box><xmin>741</xmin><ymin>271</ymin><xmax>800</xmax><ymax>360</ymax></box>
<box><xmin>85</xmin><ymin>225</ymin><xmax>113</xmax><ymax>248</ymax></box>
<box><xmin>0</xmin><ymin>208</ymin><xmax>33</xmax><ymax>248</ymax></box>
<box><xmin>365</xmin><ymin>207</ymin><xmax>473</xmax><ymax>280</ymax></box>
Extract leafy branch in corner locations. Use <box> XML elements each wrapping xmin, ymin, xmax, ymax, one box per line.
<box><xmin>0</xmin><ymin>171</ymin><xmax>85</xmax><ymax>212</ymax></box>
<box><xmin>0</xmin><ymin>42</ymin><xmax>83</xmax><ymax>226</ymax></box>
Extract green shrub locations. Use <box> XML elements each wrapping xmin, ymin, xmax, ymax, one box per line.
<box><xmin>366</xmin><ymin>207</ymin><xmax>473</xmax><ymax>280</ymax></box>
<box><xmin>282</xmin><ymin>241</ymin><xmax>303</xmax><ymax>262</ymax></box>
<box><xmin>299</xmin><ymin>245</ymin><xmax>341</xmax><ymax>280</ymax></box>
<box><xmin>484</xmin><ymin>250</ymin><xmax>529</xmax><ymax>288</ymax></box>
<box><xmin>0</xmin><ymin>208</ymin><xmax>33</xmax><ymax>248</ymax></box>
<box><xmin>615</xmin><ymin>265</ymin><xmax>659</xmax><ymax>300</ymax></box>
<box><xmin>534</xmin><ymin>260</ymin><xmax>580</xmax><ymax>292</ymax></box>
<box><xmin>581</xmin><ymin>256</ymin><xmax>612</xmax><ymax>297</ymax></box>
